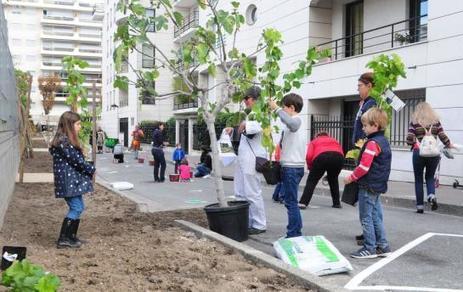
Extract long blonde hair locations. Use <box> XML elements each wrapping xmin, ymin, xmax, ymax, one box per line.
<box><xmin>412</xmin><ymin>102</ymin><xmax>440</xmax><ymax>127</ymax></box>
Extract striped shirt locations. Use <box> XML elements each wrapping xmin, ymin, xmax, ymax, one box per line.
<box><xmin>406</xmin><ymin>122</ymin><xmax>450</xmax><ymax>147</ymax></box>
<box><xmin>350</xmin><ymin>140</ymin><xmax>380</xmax><ymax>181</ymax></box>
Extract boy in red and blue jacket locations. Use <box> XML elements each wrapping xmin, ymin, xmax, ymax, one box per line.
<box><xmin>344</xmin><ymin>108</ymin><xmax>392</xmax><ymax>259</ymax></box>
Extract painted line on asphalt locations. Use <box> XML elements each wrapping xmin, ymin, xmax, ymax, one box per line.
<box><xmin>350</xmin><ymin>285</ymin><xmax>463</xmax><ymax>291</ymax></box>
<box><xmin>345</xmin><ymin>232</ymin><xmax>463</xmax><ymax>291</ymax></box>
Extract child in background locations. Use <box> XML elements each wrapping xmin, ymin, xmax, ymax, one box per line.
<box><xmin>344</xmin><ymin>108</ymin><xmax>392</xmax><ymax>259</ymax></box>
<box><xmin>113</xmin><ymin>143</ymin><xmax>124</xmax><ymax>163</ymax></box>
<box><xmin>194</xmin><ymin>145</ymin><xmax>212</xmax><ymax>178</ymax></box>
<box><xmin>172</xmin><ymin>143</ymin><xmax>185</xmax><ymax>174</ymax></box>
<box><xmin>179</xmin><ymin>158</ymin><xmax>192</xmax><ymax>182</ymax></box>
<box><xmin>272</xmin><ymin>144</ymin><xmax>285</xmax><ymax>203</ymax></box>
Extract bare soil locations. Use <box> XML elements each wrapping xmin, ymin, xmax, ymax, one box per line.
<box><xmin>1</xmin><ymin>139</ymin><xmax>310</xmax><ymax>291</ymax></box>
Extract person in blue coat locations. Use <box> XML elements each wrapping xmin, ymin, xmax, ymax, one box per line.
<box><xmin>352</xmin><ymin>72</ymin><xmax>378</xmax><ymax>147</ymax></box>
<box><xmin>172</xmin><ymin>143</ymin><xmax>185</xmax><ymax>174</ymax></box>
<box><xmin>49</xmin><ymin>111</ymin><xmax>96</xmax><ymax>249</ymax></box>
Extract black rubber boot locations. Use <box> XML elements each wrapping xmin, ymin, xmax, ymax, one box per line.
<box><xmin>70</xmin><ymin>219</ymin><xmax>86</xmax><ymax>245</ymax></box>
<box><xmin>57</xmin><ymin>218</ymin><xmax>81</xmax><ymax>249</ymax></box>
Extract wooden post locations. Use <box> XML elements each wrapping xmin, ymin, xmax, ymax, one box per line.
<box><xmin>92</xmin><ymin>81</ymin><xmax>97</xmax><ymax>184</ymax></box>
<box><xmin>18</xmin><ymin>75</ymin><xmax>33</xmax><ymax>183</ymax></box>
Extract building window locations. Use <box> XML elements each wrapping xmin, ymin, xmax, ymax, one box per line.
<box><xmin>345</xmin><ymin>0</ymin><xmax>363</xmax><ymax>58</ymax></box>
<box><xmin>409</xmin><ymin>0</ymin><xmax>428</xmax><ymax>42</ymax></box>
<box><xmin>146</xmin><ymin>9</ymin><xmax>155</xmax><ymax>32</ymax></box>
<box><xmin>141</xmin><ymin>81</ymin><xmax>156</xmax><ymax>105</ymax></box>
<box><xmin>142</xmin><ymin>43</ymin><xmax>155</xmax><ymax>68</ymax></box>
<box><xmin>245</xmin><ymin>4</ymin><xmax>257</xmax><ymax>25</ymax></box>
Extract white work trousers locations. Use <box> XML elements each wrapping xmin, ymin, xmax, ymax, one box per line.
<box><xmin>234</xmin><ymin>163</ymin><xmax>266</xmax><ymax>230</ymax></box>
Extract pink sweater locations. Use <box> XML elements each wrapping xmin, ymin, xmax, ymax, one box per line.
<box><xmin>179</xmin><ymin>165</ymin><xmax>191</xmax><ymax>180</ymax></box>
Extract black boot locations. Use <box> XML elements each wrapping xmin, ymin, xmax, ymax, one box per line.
<box><xmin>57</xmin><ymin>218</ymin><xmax>81</xmax><ymax>249</ymax></box>
<box><xmin>69</xmin><ymin>219</ymin><xmax>86</xmax><ymax>245</ymax></box>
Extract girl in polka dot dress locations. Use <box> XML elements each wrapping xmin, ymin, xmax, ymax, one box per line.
<box><xmin>49</xmin><ymin>111</ymin><xmax>96</xmax><ymax>249</ymax></box>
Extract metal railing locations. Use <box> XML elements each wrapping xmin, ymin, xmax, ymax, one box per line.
<box><xmin>174</xmin><ymin>10</ymin><xmax>199</xmax><ymax>38</ymax></box>
<box><xmin>173</xmin><ymin>97</ymin><xmax>198</xmax><ymax>110</ymax></box>
<box><xmin>139</xmin><ymin>125</ymin><xmax>176</xmax><ymax>147</ymax></box>
<box><xmin>316</xmin><ymin>15</ymin><xmax>428</xmax><ymax>61</ymax></box>
<box><xmin>43</xmin><ymin>15</ymin><xmax>74</xmax><ymax>21</ymax></box>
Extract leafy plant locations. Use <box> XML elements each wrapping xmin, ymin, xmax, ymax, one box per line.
<box><xmin>38</xmin><ymin>75</ymin><xmax>61</xmax><ymax>115</ymax></box>
<box><xmin>15</xmin><ymin>69</ymin><xmax>31</xmax><ymax>108</ymax></box>
<box><xmin>345</xmin><ymin>53</ymin><xmax>406</xmax><ymax>160</ymax></box>
<box><xmin>62</xmin><ymin>56</ymin><xmax>89</xmax><ymax>112</ymax></box>
<box><xmin>114</xmin><ymin>0</ymin><xmax>329</xmax><ymax>207</ymax></box>
<box><xmin>1</xmin><ymin>259</ymin><xmax>60</xmax><ymax>292</ymax></box>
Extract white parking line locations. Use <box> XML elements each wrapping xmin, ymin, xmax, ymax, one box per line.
<box><xmin>345</xmin><ymin>232</ymin><xmax>463</xmax><ymax>291</ymax></box>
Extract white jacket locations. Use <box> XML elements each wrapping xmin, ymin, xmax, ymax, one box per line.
<box><xmin>237</xmin><ymin>120</ymin><xmax>266</xmax><ymax>174</ymax></box>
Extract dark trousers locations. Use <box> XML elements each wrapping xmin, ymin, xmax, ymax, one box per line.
<box><xmin>299</xmin><ymin>152</ymin><xmax>344</xmax><ymax>206</ymax></box>
<box><xmin>412</xmin><ymin>149</ymin><xmax>440</xmax><ymax>209</ymax></box>
<box><xmin>174</xmin><ymin>160</ymin><xmax>181</xmax><ymax>174</ymax></box>
<box><xmin>152</xmin><ymin>148</ymin><xmax>166</xmax><ymax>182</ymax></box>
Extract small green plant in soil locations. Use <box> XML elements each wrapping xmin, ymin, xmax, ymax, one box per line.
<box><xmin>1</xmin><ymin>259</ymin><xmax>60</xmax><ymax>292</ymax></box>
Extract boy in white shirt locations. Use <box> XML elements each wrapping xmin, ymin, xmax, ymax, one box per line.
<box><xmin>269</xmin><ymin>93</ymin><xmax>306</xmax><ymax>238</ymax></box>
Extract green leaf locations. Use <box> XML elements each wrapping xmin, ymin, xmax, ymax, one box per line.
<box><xmin>231</xmin><ymin>1</ymin><xmax>239</xmax><ymax>8</ymax></box>
<box><xmin>173</xmin><ymin>11</ymin><xmax>184</xmax><ymax>26</ymax></box>
<box><xmin>208</xmin><ymin>63</ymin><xmax>217</xmax><ymax>77</ymax></box>
<box><xmin>114</xmin><ymin>75</ymin><xmax>129</xmax><ymax>91</ymax></box>
<box><xmin>197</xmin><ymin>0</ymin><xmax>206</xmax><ymax>9</ymax></box>
<box><xmin>130</xmin><ymin>3</ymin><xmax>145</xmax><ymax>15</ymax></box>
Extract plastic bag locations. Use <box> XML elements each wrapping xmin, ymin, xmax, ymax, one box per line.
<box><xmin>218</xmin><ymin>129</ymin><xmax>234</xmax><ymax>153</ymax></box>
<box><xmin>273</xmin><ymin>235</ymin><xmax>353</xmax><ymax>276</ymax></box>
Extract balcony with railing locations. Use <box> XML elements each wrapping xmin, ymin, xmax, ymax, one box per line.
<box><xmin>43</xmin><ymin>0</ymin><xmax>74</xmax><ymax>5</ymax></box>
<box><xmin>42</xmin><ymin>15</ymin><xmax>74</xmax><ymax>21</ymax></box>
<box><xmin>173</xmin><ymin>96</ymin><xmax>198</xmax><ymax>111</ymax></box>
<box><xmin>316</xmin><ymin>15</ymin><xmax>428</xmax><ymax>61</ymax></box>
<box><xmin>174</xmin><ymin>10</ymin><xmax>199</xmax><ymax>39</ymax></box>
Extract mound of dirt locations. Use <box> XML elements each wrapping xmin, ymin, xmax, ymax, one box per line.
<box><xmin>0</xmin><ymin>183</ymin><xmax>309</xmax><ymax>291</ymax></box>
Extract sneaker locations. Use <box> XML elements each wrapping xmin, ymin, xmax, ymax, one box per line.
<box><xmin>355</xmin><ymin>234</ymin><xmax>364</xmax><ymax>246</ymax></box>
<box><xmin>298</xmin><ymin>203</ymin><xmax>307</xmax><ymax>210</ymax></box>
<box><xmin>376</xmin><ymin>246</ymin><xmax>392</xmax><ymax>257</ymax></box>
<box><xmin>350</xmin><ymin>247</ymin><xmax>377</xmax><ymax>259</ymax></box>
<box><xmin>248</xmin><ymin>228</ymin><xmax>266</xmax><ymax>235</ymax></box>
<box><xmin>416</xmin><ymin>209</ymin><xmax>424</xmax><ymax>214</ymax></box>
<box><xmin>202</xmin><ymin>174</ymin><xmax>211</xmax><ymax>179</ymax></box>
<box><xmin>332</xmin><ymin>204</ymin><xmax>342</xmax><ymax>209</ymax></box>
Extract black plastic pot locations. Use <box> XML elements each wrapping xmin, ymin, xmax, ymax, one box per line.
<box><xmin>1</xmin><ymin>246</ymin><xmax>27</xmax><ymax>270</ymax></box>
<box><xmin>204</xmin><ymin>200</ymin><xmax>250</xmax><ymax>242</ymax></box>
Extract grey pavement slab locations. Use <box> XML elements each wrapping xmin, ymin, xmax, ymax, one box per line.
<box><xmin>96</xmin><ymin>151</ymin><xmax>463</xmax><ymax>291</ymax></box>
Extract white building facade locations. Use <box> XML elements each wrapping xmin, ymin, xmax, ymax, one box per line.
<box><xmin>100</xmin><ymin>0</ymin><xmax>462</xmax><ymax>183</ymax></box>
<box><xmin>304</xmin><ymin>0</ymin><xmax>463</xmax><ymax>184</ymax></box>
<box><xmin>2</xmin><ymin>0</ymin><xmax>103</xmax><ymax>125</ymax></box>
<box><xmin>101</xmin><ymin>0</ymin><xmax>174</xmax><ymax>148</ymax></box>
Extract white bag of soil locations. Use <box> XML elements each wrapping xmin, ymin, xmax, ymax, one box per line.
<box><xmin>110</xmin><ymin>182</ymin><xmax>134</xmax><ymax>191</ymax></box>
<box><xmin>273</xmin><ymin>235</ymin><xmax>352</xmax><ymax>276</ymax></box>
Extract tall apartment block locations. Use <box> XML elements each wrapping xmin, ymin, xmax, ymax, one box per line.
<box><xmin>2</xmin><ymin>0</ymin><xmax>103</xmax><ymax>125</ymax></box>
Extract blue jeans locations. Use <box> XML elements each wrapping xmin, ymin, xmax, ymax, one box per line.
<box><xmin>358</xmin><ymin>188</ymin><xmax>388</xmax><ymax>252</ymax></box>
<box><xmin>272</xmin><ymin>182</ymin><xmax>285</xmax><ymax>202</ymax></box>
<box><xmin>282</xmin><ymin>167</ymin><xmax>304</xmax><ymax>238</ymax></box>
<box><xmin>194</xmin><ymin>164</ymin><xmax>211</xmax><ymax>177</ymax></box>
<box><xmin>64</xmin><ymin>195</ymin><xmax>85</xmax><ymax>220</ymax></box>
<box><xmin>412</xmin><ymin>149</ymin><xmax>440</xmax><ymax>210</ymax></box>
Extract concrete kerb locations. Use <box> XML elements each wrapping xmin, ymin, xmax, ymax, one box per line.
<box><xmin>96</xmin><ymin>178</ymin><xmax>156</xmax><ymax>213</ymax></box>
<box><xmin>175</xmin><ymin>220</ymin><xmax>349</xmax><ymax>292</ymax></box>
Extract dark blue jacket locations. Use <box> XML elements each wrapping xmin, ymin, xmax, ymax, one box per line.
<box><xmin>352</xmin><ymin>97</ymin><xmax>377</xmax><ymax>145</ymax></box>
<box><xmin>152</xmin><ymin>128</ymin><xmax>164</xmax><ymax>148</ymax></box>
<box><xmin>49</xmin><ymin>136</ymin><xmax>96</xmax><ymax>198</ymax></box>
<box><xmin>357</xmin><ymin>131</ymin><xmax>391</xmax><ymax>194</ymax></box>
<box><xmin>172</xmin><ymin>148</ymin><xmax>185</xmax><ymax>161</ymax></box>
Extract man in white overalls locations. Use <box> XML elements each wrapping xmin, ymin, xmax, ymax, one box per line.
<box><xmin>229</xmin><ymin>86</ymin><xmax>267</xmax><ymax>235</ymax></box>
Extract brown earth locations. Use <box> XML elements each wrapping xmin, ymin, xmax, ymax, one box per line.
<box><xmin>1</xmin><ymin>137</ymin><xmax>310</xmax><ymax>292</ymax></box>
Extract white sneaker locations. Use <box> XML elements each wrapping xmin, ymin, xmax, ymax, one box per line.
<box><xmin>203</xmin><ymin>174</ymin><xmax>211</xmax><ymax>178</ymax></box>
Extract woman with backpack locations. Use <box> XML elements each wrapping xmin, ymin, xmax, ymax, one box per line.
<box><xmin>407</xmin><ymin>102</ymin><xmax>453</xmax><ymax>213</ymax></box>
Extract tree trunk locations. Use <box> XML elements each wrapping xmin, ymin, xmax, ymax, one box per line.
<box><xmin>205</xmin><ymin>119</ymin><xmax>228</xmax><ymax>208</ymax></box>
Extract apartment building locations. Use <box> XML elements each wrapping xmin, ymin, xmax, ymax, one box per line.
<box><xmin>100</xmin><ymin>0</ymin><xmax>462</xmax><ymax>184</ymax></box>
<box><xmin>101</xmin><ymin>0</ymin><xmax>174</xmax><ymax>148</ymax></box>
<box><xmin>2</xmin><ymin>0</ymin><xmax>103</xmax><ymax>125</ymax></box>
<box><xmin>304</xmin><ymin>0</ymin><xmax>463</xmax><ymax>184</ymax></box>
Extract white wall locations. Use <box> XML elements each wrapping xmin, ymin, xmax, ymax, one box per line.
<box><xmin>305</xmin><ymin>0</ymin><xmax>463</xmax><ymax>184</ymax></box>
